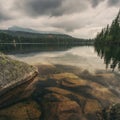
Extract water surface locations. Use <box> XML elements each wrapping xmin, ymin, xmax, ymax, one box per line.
<box><xmin>9</xmin><ymin>46</ymin><xmax>113</xmax><ymax>73</ymax></box>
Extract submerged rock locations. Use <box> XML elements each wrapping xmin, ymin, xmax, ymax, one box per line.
<box><xmin>41</xmin><ymin>93</ymin><xmax>82</xmax><ymax>120</ymax></box>
<box><xmin>32</xmin><ymin>65</ymin><xmax>120</xmax><ymax>120</ymax></box>
<box><xmin>0</xmin><ymin>64</ymin><xmax>120</xmax><ymax>120</ymax></box>
<box><xmin>0</xmin><ymin>100</ymin><xmax>41</xmax><ymax>120</ymax></box>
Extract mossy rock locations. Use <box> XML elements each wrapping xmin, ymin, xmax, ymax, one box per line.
<box><xmin>109</xmin><ymin>103</ymin><xmax>120</xmax><ymax>120</ymax></box>
<box><xmin>101</xmin><ymin>103</ymin><xmax>120</xmax><ymax>120</ymax></box>
<box><xmin>0</xmin><ymin>53</ymin><xmax>38</xmax><ymax>94</ymax></box>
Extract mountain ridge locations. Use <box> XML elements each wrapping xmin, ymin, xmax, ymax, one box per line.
<box><xmin>8</xmin><ymin>26</ymin><xmax>63</xmax><ymax>35</ymax></box>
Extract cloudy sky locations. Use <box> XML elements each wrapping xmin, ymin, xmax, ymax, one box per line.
<box><xmin>0</xmin><ymin>0</ymin><xmax>119</xmax><ymax>38</ymax></box>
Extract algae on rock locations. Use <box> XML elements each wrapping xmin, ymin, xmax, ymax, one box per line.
<box><xmin>0</xmin><ymin>53</ymin><xmax>37</xmax><ymax>91</ymax></box>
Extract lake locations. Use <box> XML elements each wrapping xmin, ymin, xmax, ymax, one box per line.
<box><xmin>9</xmin><ymin>46</ymin><xmax>119</xmax><ymax>73</ymax></box>
<box><xmin>1</xmin><ymin>45</ymin><xmax>120</xmax><ymax>120</ymax></box>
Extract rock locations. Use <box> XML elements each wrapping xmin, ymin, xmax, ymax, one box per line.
<box><xmin>0</xmin><ymin>53</ymin><xmax>38</xmax><ymax>108</ymax></box>
<box><xmin>0</xmin><ymin>53</ymin><xmax>37</xmax><ymax>91</ymax></box>
<box><xmin>0</xmin><ymin>100</ymin><xmax>41</xmax><ymax>120</ymax></box>
<box><xmin>101</xmin><ymin>103</ymin><xmax>120</xmax><ymax>120</ymax></box>
<box><xmin>42</xmin><ymin>93</ymin><xmax>82</xmax><ymax>120</ymax></box>
<box><xmin>43</xmin><ymin>93</ymin><xmax>70</xmax><ymax>102</ymax></box>
<box><xmin>0</xmin><ymin>64</ymin><xmax>120</xmax><ymax>120</ymax></box>
<box><xmin>36</xmin><ymin>66</ymin><xmax>120</xmax><ymax>120</ymax></box>
<box><xmin>109</xmin><ymin>103</ymin><xmax>120</xmax><ymax>120</ymax></box>
<box><xmin>84</xmin><ymin>99</ymin><xmax>101</xmax><ymax>114</ymax></box>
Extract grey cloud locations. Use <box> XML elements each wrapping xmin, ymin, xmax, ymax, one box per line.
<box><xmin>14</xmin><ymin>0</ymin><xmax>89</xmax><ymax>17</ymax></box>
<box><xmin>24</xmin><ymin>0</ymin><xmax>63</xmax><ymax>16</ymax></box>
<box><xmin>0</xmin><ymin>5</ymin><xmax>11</xmax><ymax>22</ymax></box>
<box><xmin>15</xmin><ymin>0</ymin><xmax>64</xmax><ymax>17</ymax></box>
<box><xmin>90</xmin><ymin>0</ymin><xmax>105</xmax><ymax>7</ymax></box>
<box><xmin>107</xmin><ymin>0</ymin><xmax>120</xmax><ymax>6</ymax></box>
<box><xmin>50</xmin><ymin>21</ymin><xmax>85</xmax><ymax>32</ymax></box>
<box><xmin>0</xmin><ymin>13</ymin><xmax>9</xmax><ymax>22</ymax></box>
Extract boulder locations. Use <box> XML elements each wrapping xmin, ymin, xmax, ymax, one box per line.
<box><xmin>0</xmin><ymin>100</ymin><xmax>41</xmax><ymax>120</ymax></box>
<box><xmin>42</xmin><ymin>93</ymin><xmax>82</xmax><ymax>120</ymax></box>
<box><xmin>0</xmin><ymin>53</ymin><xmax>38</xmax><ymax>107</ymax></box>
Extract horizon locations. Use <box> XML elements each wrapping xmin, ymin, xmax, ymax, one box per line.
<box><xmin>0</xmin><ymin>0</ymin><xmax>120</xmax><ymax>39</ymax></box>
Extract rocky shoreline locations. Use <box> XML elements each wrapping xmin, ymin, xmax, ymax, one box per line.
<box><xmin>0</xmin><ymin>71</ymin><xmax>38</xmax><ymax>96</ymax></box>
<box><xmin>0</xmin><ymin>53</ymin><xmax>38</xmax><ymax>108</ymax></box>
<box><xmin>0</xmin><ymin>63</ymin><xmax>120</xmax><ymax>120</ymax></box>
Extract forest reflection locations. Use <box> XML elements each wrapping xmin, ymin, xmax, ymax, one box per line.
<box><xmin>0</xmin><ymin>43</ymin><xmax>91</xmax><ymax>54</ymax></box>
<box><xmin>95</xmin><ymin>44</ymin><xmax>120</xmax><ymax>71</ymax></box>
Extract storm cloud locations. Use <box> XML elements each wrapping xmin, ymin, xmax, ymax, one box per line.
<box><xmin>13</xmin><ymin>0</ymin><xmax>116</xmax><ymax>18</ymax></box>
<box><xmin>0</xmin><ymin>13</ymin><xmax>10</xmax><ymax>22</ymax></box>
<box><xmin>108</xmin><ymin>0</ymin><xmax>120</xmax><ymax>6</ymax></box>
<box><xmin>0</xmin><ymin>4</ymin><xmax>11</xmax><ymax>22</ymax></box>
<box><xmin>14</xmin><ymin>0</ymin><xmax>90</xmax><ymax>17</ymax></box>
<box><xmin>90</xmin><ymin>0</ymin><xmax>105</xmax><ymax>7</ymax></box>
<box><xmin>15</xmin><ymin>0</ymin><xmax>63</xmax><ymax>17</ymax></box>
<box><xmin>14</xmin><ymin>0</ymin><xmax>108</xmax><ymax>17</ymax></box>
<box><xmin>51</xmin><ymin>21</ymin><xmax>83</xmax><ymax>32</ymax></box>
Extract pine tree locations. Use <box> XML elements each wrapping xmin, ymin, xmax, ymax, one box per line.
<box><xmin>95</xmin><ymin>9</ymin><xmax>120</xmax><ymax>44</ymax></box>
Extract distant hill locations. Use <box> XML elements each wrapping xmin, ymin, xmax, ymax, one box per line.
<box><xmin>8</xmin><ymin>26</ymin><xmax>40</xmax><ymax>34</ymax></box>
<box><xmin>0</xmin><ymin>28</ymin><xmax>93</xmax><ymax>53</ymax></box>
<box><xmin>8</xmin><ymin>26</ymin><xmax>62</xmax><ymax>35</ymax></box>
<box><xmin>0</xmin><ymin>29</ymin><xmax>72</xmax><ymax>39</ymax></box>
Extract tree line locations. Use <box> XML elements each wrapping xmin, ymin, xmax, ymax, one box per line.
<box><xmin>0</xmin><ymin>31</ymin><xmax>93</xmax><ymax>53</ymax></box>
<box><xmin>95</xmin><ymin>10</ymin><xmax>120</xmax><ymax>44</ymax></box>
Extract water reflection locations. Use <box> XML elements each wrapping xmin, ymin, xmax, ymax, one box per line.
<box><xmin>95</xmin><ymin>44</ymin><xmax>120</xmax><ymax>71</ymax></box>
<box><xmin>0</xmin><ymin>43</ymin><xmax>91</xmax><ymax>54</ymax></box>
<box><xmin>9</xmin><ymin>46</ymin><xmax>106</xmax><ymax>73</ymax></box>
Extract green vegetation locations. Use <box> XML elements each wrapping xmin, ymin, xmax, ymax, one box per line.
<box><xmin>94</xmin><ymin>44</ymin><xmax>120</xmax><ymax>71</ymax></box>
<box><xmin>0</xmin><ymin>30</ymin><xmax>93</xmax><ymax>53</ymax></box>
<box><xmin>94</xmin><ymin>10</ymin><xmax>120</xmax><ymax>71</ymax></box>
<box><xmin>95</xmin><ymin>10</ymin><xmax>120</xmax><ymax>44</ymax></box>
<box><xmin>101</xmin><ymin>104</ymin><xmax>120</xmax><ymax>120</ymax></box>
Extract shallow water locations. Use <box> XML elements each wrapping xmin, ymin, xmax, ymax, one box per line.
<box><xmin>9</xmin><ymin>46</ymin><xmax>109</xmax><ymax>73</ymax></box>
<box><xmin>2</xmin><ymin>46</ymin><xmax>120</xmax><ymax>120</ymax></box>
